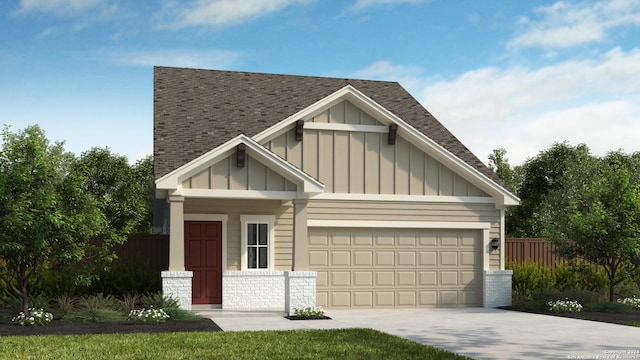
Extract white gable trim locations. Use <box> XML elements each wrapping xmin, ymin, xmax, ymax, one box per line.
<box><xmin>156</xmin><ymin>134</ymin><xmax>324</xmax><ymax>196</ymax></box>
<box><xmin>253</xmin><ymin>85</ymin><xmax>519</xmax><ymax>207</ymax></box>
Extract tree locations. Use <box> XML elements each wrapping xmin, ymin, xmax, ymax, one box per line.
<box><xmin>507</xmin><ymin>142</ymin><xmax>593</xmax><ymax>237</ymax></box>
<box><xmin>542</xmin><ymin>152</ymin><xmax>640</xmax><ymax>301</ymax></box>
<box><xmin>488</xmin><ymin>148</ymin><xmax>522</xmax><ymax>193</ymax></box>
<box><xmin>0</xmin><ymin>126</ymin><xmax>106</xmax><ymax>315</ymax></box>
<box><xmin>73</xmin><ymin>148</ymin><xmax>152</xmax><ymax>237</ymax></box>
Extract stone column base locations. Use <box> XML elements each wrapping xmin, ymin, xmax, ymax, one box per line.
<box><xmin>483</xmin><ymin>270</ymin><xmax>513</xmax><ymax>308</ymax></box>
<box><xmin>161</xmin><ymin>271</ymin><xmax>193</xmax><ymax>310</ymax></box>
<box><xmin>285</xmin><ymin>271</ymin><xmax>317</xmax><ymax>316</ymax></box>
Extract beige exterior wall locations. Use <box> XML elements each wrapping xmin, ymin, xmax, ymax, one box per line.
<box><xmin>184</xmin><ymin>198</ymin><xmax>294</xmax><ymax>271</ymax></box>
<box><xmin>265</xmin><ymin>102</ymin><xmax>489</xmax><ymax>197</ymax></box>
<box><xmin>181</xmin><ymin>155</ymin><xmax>296</xmax><ymax>191</ymax></box>
<box><xmin>307</xmin><ymin>200</ymin><xmax>501</xmax><ymax>270</ymax></box>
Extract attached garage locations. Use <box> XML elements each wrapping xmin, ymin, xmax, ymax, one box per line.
<box><xmin>309</xmin><ymin>228</ymin><xmax>482</xmax><ymax>308</ymax></box>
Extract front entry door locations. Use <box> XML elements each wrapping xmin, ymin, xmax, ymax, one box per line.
<box><xmin>185</xmin><ymin>221</ymin><xmax>222</xmax><ymax>304</ymax></box>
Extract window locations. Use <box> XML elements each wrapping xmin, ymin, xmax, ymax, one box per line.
<box><xmin>247</xmin><ymin>223</ymin><xmax>269</xmax><ymax>269</ymax></box>
<box><xmin>241</xmin><ymin>215</ymin><xmax>275</xmax><ymax>270</ymax></box>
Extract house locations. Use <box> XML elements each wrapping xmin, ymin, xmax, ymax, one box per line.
<box><xmin>153</xmin><ymin>66</ymin><xmax>518</xmax><ymax>313</ymax></box>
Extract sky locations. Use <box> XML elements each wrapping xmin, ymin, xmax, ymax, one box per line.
<box><xmin>1</xmin><ymin>0</ymin><xmax>640</xmax><ymax>166</ymax></box>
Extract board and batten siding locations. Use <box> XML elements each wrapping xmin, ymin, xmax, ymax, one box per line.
<box><xmin>184</xmin><ymin>198</ymin><xmax>294</xmax><ymax>271</ymax></box>
<box><xmin>265</xmin><ymin>100</ymin><xmax>490</xmax><ymax>197</ymax></box>
<box><xmin>181</xmin><ymin>155</ymin><xmax>297</xmax><ymax>192</ymax></box>
<box><xmin>307</xmin><ymin>200</ymin><xmax>502</xmax><ymax>269</ymax></box>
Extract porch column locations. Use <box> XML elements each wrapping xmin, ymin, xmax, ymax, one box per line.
<box><xmin>293</xmin><ymin>199</ymin><xmax>308</xmax><ymax>270</ymax></box>
<box><xmin>168</xmin><ymin>195</ymin><xmax>185</xmax><ymax>271</ymax></box>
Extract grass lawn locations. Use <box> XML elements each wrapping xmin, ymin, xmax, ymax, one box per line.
<box><xmin>0</xmin><ymin>328</ymin><xmax>468</xmax><ymax>360</ymax></box>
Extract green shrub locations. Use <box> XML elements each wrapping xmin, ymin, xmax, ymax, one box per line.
<box><xmin>548</xmin><ymin>299</ymin><xmax>583</xmax><ymax>313</ymax></box>
<box><xmin>78</xmin><ymin>293</ymin><xmax>119</xmax><ymax>311</ymax></box>
<box><xmin>51</xmin><ymin>294</ymin><xmax>77</xmax><ymax>319</ymax></box>
<box><xmin>532</xmin><ymin>287</ymin><xmax>603</xmax><ymax>306</ymax></box>
<box><xmin>615</xmin><ymin>281</ymin><xmax>640</xmax><ymax>299</ymax></box>
<box><xmin>128</xmin><ymin>308</ymin><xmax>170</xmax><ymax>324</ymax></box>
<box><xmin>8</xmin><ymin>294</ymin><xmax>52</xmax><ymax>317</ymax></box>
<box><xmin>64</xmin><ymin>309</ymin><xmax>125</xmax><ymax>323</ymax></box>
<box><xmin>163</xmin><ymin>307</ymin><xmax>201</xmax><ymax>321</ymax></box>
<box><xmin>584</xmin><ymin>301</ymin><xmax>633</xmax><ymax>313</ymax></box>
<box><xmin>120</xmin><ymin>293</ymin><xmax>141</xmax><ymax>314</ymax></box>
<box><xmin>87</xmin><ymin>258</ymin><xmax>161</xmax><ymax>297</ymax></box>
<box><xmin>509</xmin><ymin>261</ymin><xmax>554</xmax><ymax>300</ymax></box>
<box><xmin>141</xmin><ymin>292</ymin><xmax>180</xmax><ymax>309</ymax></box>
<box><xmin>553</xmin><ymin>261</ymin><xmax>608</xmax><ymax>291</ymax></box>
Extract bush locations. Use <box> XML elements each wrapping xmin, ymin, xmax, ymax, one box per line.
<box><xmin>509</xmin><ymin>261</ymin><xmax>554</xmax><ymax>300</ymax></box>
<box><xmin>618</xmin><ymin>297</ymin><xmax>640</xmax><ymax>309</ymax></box>
<box><xmin>293</xmin><ymin>306</ymin><xmax>325</xmax><ymax>319</ymax></box>
<box><xmin>12</xmin><ymin>308</ymin><xmax>54</xmax><ymax>326</ymax></box>
<box><xmin>51</xmin><ymin>294</ymin><xmax>77</xmax><ymax>319</ymax></box>
<box><xmin>128</xmin><ymin>307</ymin><xmax>170</xmax><ymax>324</ymax></box>
<box><xmin>64</xmin><ymin>309</ymin><xmax>125</xmax><ymax>323</ymax></box>
<box><xmin>87</xmin><ymin>258</ymin><xmax>161</xmax><ymax>297</ymax></box>
<box><xmin>119</xmin><ymin>293</ymin><xmax>141</xmax><ymax>314</ymax></box>
<box><xmin>548</xmin><ymin>299</ymin><xmax>582</xmax><ymax>313</ymax></box>
<box><xmin>163</xmin><ymin>307</ymin><xmax>201</xmax><ymax>321</ymax></box>
<box><xmin>141</xmin><ymin>292</ymin><xmax>180</xmax><ymax>309</ymax></box>
<box><xmin>615</xmin><ymin>281</ymin><xmax>640</xmax><ymax>299</ymax></box>
<box><xmin>553</xmin><ymin>261</ymin><xmax>608</xmax><ymax>291</ymax></box>
<box><xmin>78</xmin><ymin>293</ymin><xmax>119</xmax><ymax>311</ymax></box>
<box><xmin>585</xmin><ymin>301</ymin><xmax>634</xmax><ymax>313</ymax></box>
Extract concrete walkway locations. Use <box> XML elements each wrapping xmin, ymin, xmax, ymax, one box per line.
<box><xmin>197</xmin><ymin>308</ymin><xmax>640</xmax><ymax>360</ymax></box>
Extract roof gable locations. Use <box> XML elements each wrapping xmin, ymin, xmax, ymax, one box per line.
<box><xmin>153</xmin><ymin>66</ymin><xmax>516</xmax><ymax>203</ymax></box>
<box><xmin>156</xmin><ymin>134</ymin><xmax>324</xmax><ymax>196</ymax></box>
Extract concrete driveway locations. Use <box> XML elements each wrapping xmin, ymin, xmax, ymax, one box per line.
<box><xmin>198</xmin><ymin>308</ymin><xmax>640</xmax><ymax>360</ymax></box>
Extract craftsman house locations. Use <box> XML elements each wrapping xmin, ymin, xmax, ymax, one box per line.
<box><xmin>153</xmin><ymin>66</ymin><xmax>518</xmax><ymax>313</ymax></box>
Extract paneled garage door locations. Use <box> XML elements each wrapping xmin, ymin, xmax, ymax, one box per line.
<box><xmin>308</xmin><ymin>228</ymin><xmax>482</xmax><ymax>308</ymax></box>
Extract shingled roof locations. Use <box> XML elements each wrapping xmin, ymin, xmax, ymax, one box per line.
<box><xmin>153</xmin><ymin>66</ymin><xmax>504</xmax><ymax>189</ymax></box>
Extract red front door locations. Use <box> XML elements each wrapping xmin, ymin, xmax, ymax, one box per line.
<box><xmin>185</xmin><ymin>221</ymin><xmax>222</xmax><ymax>304</ymax></box>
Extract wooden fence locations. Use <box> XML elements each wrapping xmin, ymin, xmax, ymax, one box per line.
<box><xmin>505</xmin><ymin>238</ymin><xmax>564</xmax><ymax>267</ymax></box>
<box><xmin>115</xmin><ymin>236</ymin><xmax>561</xmax><ymax>272</ymax></box>
<box><xmin>114</xmin><ymin>234</ymin><xmax>169</xmax><ymax>275</ymax></box>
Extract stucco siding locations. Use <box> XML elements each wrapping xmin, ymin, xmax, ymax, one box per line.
<box><xmin>184</xmin><ymin>198</ymin><xmax>294</xmax><ymax>271</ymax></box>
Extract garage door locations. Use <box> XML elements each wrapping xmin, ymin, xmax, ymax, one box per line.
<box><xmin>308</xmin><ymin>228</ymin><xmax>482</xmax><ymax>308</ymax></box>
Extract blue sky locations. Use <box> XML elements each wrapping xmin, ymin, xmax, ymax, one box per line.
<box><xmin>2</xmin><ymin>0</ymin><xmax>639</xmax><ymax>165</ymax></box>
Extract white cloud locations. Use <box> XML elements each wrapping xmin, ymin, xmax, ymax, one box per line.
<box><xmin>16</xmin><ymin>0</ymin><xmax>112</xmax><ymax>17</ymax></box>
<box><xmin>108</xmin><ymin>49</ymin><xmax>243</xmax><ymax>69</ymax></box>
<box><xmin>509</xmin><ymin>0</ymin><xmax>640</xmax><ymax>49</ymax></box>
<box><xmin>348</xmin><ymin>0</ymin><xmax>424</xmax><ymax>12</ymax></box>
<box><xmin>351</xmin><ymin>47</ymin><xmax>640</xmax><ymax>165</ymax></box>
<box><xmin>155</xmin><ymin>0</ymin><xmax>312</xmax><ymax>29</ymax></box>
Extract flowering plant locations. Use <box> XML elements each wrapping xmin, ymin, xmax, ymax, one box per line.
<box><xmin>293</xmin><ymin>306</ymin><xmax>325</xmax><ymax>319</ymax></box>
<box><xmin>128</xmin><ymin>307</ymin><xmax>170</xmax><ymax>324</ymax></box>
<box><xmin>617</xmin><ymin>297</ymin><xmax>640</xmax><ymax>309</ymax></box>
<box><xmin>548</xmin><ymin>299</ymin><xmax>583</xmax><ymax>313</ymax></box>
<box><xmin>12</xmin><ymin>308</ymin><xmax>54</xmax><ymax>326</ymax></box>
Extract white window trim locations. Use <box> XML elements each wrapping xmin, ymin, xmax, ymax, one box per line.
<box><xmin>240</xmin><ymin>215</ymin><xmax>276</xmax><ymax>271</ymax></box>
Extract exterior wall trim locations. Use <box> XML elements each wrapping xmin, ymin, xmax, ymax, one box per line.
<box><xmin>310</xmin><ymin>193</ymin><xmax>495</xmax><ymax>204</ymax></box>
<box><xmin>303</xmin><ymin>122</ymin><xmax>388</xmax><ymax>133</ymax></box>
<box><xmin>176</xmin><ymin>189</ymin><xmax>298</xmax><ymax>200</ymax></box>
<box><xmin>306</xmin><ymin>219</ymin><xmax>491</xmax><ymax>230</ymax></box>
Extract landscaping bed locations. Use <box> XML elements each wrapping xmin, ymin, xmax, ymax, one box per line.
<box><xmin>0</xmin><ymin>318</ymin><xmax>221</xmax><ymax>336</ymax></box>
<box><xmin>499</xmin><ymin>306</ymin><xmax>640</xmax><ymax>326</ymax></box>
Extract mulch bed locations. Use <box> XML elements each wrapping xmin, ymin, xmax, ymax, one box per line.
<box><xmin>499</xmin><ymin>306</ymin><xmax>640</xmax><ymax>325</ymax></box>
<box><xmin>0</xmin><ymin>319</ymin><xmax>222</xmax><ymax>337</ymax></box>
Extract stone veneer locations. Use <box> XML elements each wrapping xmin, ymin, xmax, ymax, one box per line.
<box><xmin>222</xmin><ymin>271</ymin><xmax>286</xmax><ymax>310</ymax></box>
<box><xmin>161</xmin><ymin>271</ymin><xmax>193</xmax><ymax>310</ymax></box>
<box><xmin>284</xmin><ymin>271</ymin><xmax>317</xmax><ymax>315</ymax></box>
<box><xmin>483</xmin><ymin>270</ymin><xmax>513</xmax><ymax>308</ymax></box>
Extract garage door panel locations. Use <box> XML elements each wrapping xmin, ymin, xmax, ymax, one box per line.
<box><xmin>397</xmin><ymin>251</ymin><xmax>416</xmax><ymax>266</ymax></box>
<box><xmin>376</xmin><ymin>271</ymin><xmax>395</xmax><ymax>286</ymax></box>
<box><xmin>353</xmin><ymin>251</ymin><xmax>373</xmax><ymax>266</ymax></box>
<box><xmin>397</xmin><ymin>271</ymin><xmax>416</xmax><ymax>286</ymax></box>
<box><xmin>354</xmin><ymin>271</ymin><xmax>373</xmax><ymax>286</ymax></box>
<box><xmin>330</xmin><ymin>271</ymin><xmax>350</xmax><ymax>286</ymax></box>
<box><xmin>353</xmin><ymin>292</ymin><xmax>373</xmax><ymax>307</ymax></box>
<box><xmin>330</xmin><ymin>251</ymin><xmax>350</xmax><ymax>266</ymax></box>
<box><xmin>309</xmin><ymin>228</ymin><xmax>481</xmax><ymax>308</ymax></box>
